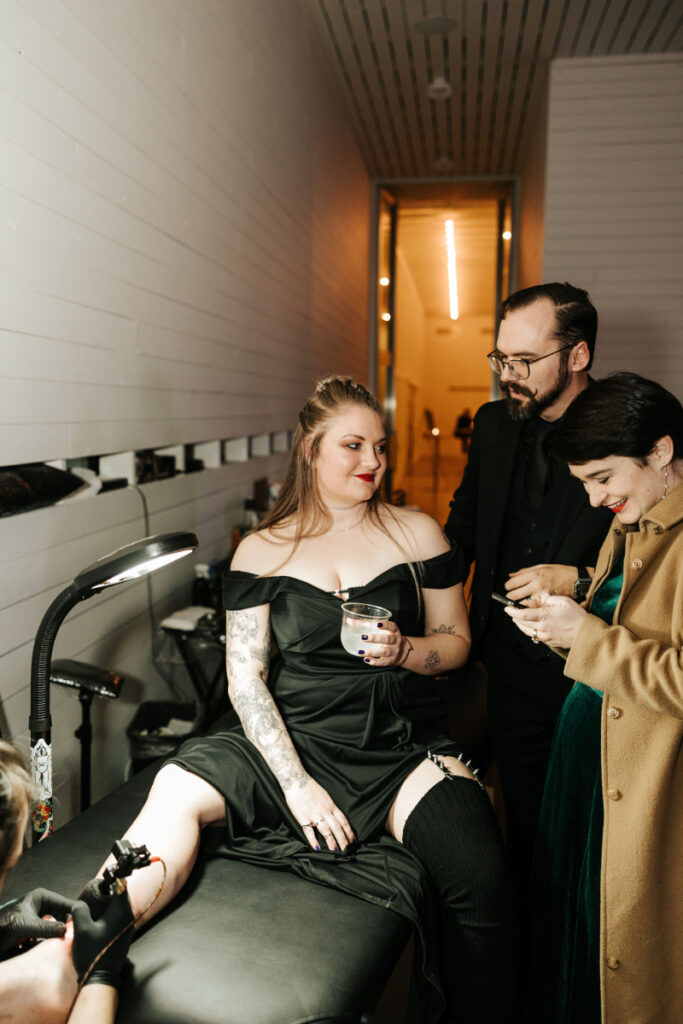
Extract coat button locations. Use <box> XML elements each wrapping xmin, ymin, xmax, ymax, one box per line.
<box><xmin>631</xmin><ymin>559</ymin><xmax>643</xmax><ymax>569</ymax></box>
<box><xmin>607</xmin><ymin>707</ymin><xmax>622</xmax><ymax>719</ymax></box>
<box><xmin>613</xmin><ymin>528</ymin><xmax>621</xmax><ymax>535</ymax></box>
<box><xmin>606</xmin><ymin>957</ymin><xmax>621</xmax><ymax>970</ymax></box>
<box><xmin>653</xmin><ymin>525</ymin><xmax>664</xmax><ymax>535</ymax></box>
<box><xmin>607</xmin><ymin>788</ymin><xmax>622</xmax><ymax>801</ymax></box>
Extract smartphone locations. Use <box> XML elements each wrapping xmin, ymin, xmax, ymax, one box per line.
<box><xmin>491</xmin><ymin>591</ymin><xmax>525</xmax><ymax>609</ymax></box>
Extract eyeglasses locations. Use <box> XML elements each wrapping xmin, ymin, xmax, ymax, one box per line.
<box><xmin>486</xmin><ymin>345</ymin><xmax>574</xmax><ymax>380</ymax></box>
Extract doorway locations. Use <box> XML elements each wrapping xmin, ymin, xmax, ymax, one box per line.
<box><xmin>373</xmin><ymin>179</ymin><xmax>516</xmax><ymax>521</ymax></box>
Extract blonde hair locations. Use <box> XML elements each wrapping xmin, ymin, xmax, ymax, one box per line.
<box><xmin>0</xmin><ymin>741</ymin><xmax>35</xmax><ymax>872</ymax></box>
<box><xmin>259</xmin><ymin>376</ymin><xmax>385</xmax><ymax>539</ymax></box>
<box><xmin>257</xmin><ymin>376</ymin><xmax>422</xmax><ymax>598</ymax></box>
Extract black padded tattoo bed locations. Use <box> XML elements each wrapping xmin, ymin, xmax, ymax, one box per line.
<box><xmin>4</xmin><ymin>759</ymin><xmax>409</xmax><ymax>1024</ymax></box>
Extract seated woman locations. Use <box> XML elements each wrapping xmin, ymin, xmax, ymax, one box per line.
<box><xmin>505</xmin><ymin>372</ymin><xmax>683</xmax><ymax>1024</ymax></box>
<box><xmin>84</xmin><ymin>375</ymin><xmax>517</xmax><ymax>1023</ymax></box>
<box><xmin>0</xmin><ymin>740</ymin><xmax>127</xmax><ymax>1023</ymax></box>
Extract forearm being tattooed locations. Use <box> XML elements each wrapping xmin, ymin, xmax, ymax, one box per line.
<box><xmin>226</xmin><ymin>608</ymin><xmax>308</xmax><ymax>793</ymax></box>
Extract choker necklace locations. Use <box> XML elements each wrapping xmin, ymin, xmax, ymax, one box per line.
<box><xmin>328</xmin><ymin>517</ymin><xmax>365</xmax><ymax>534</ymax></box>
<box><xmin>327</xmin><ymin>501</ymin><xmax>364</xmax><ymax>511</ymax></box>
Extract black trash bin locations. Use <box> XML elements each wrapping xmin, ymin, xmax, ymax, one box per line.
<box><xmin>126</xmin><ymin>700</ymin><xmax>198</xmax><ymax>775</ymax></box>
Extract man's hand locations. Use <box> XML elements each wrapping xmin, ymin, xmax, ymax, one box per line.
<box><xmin>0</xmin><ymin>888</ymin><xmax>76</xmax><ymax>955</ymax></box>
<box><xmin>505</xmin><ymin>564</ymin><xmax>581</xmax><ymax>603</ymax></box>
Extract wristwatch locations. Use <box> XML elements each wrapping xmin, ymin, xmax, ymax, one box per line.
<box><xmin>573</xmin><ymin>566</ymin><xmax>591</xmax><ymax>600</ymax></box>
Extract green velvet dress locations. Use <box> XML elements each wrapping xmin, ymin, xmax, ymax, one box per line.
<box><xmin>525</xmin><ymin>556</ymin><xmax>624</xmax><ymax>1024</ymax></box>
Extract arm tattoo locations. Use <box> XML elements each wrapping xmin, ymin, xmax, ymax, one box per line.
<box><xmin>429</xmin><ymin>624</ymin><xmax>459</xmax><ymax>636</ymax></box>
<box><xmin>424</xmin><ymin>649</ymin><xmax>441</xmax><ymax>670</ymax></box>
<box><xmin>226</xmin><ymin>609</ymin><xmax>307</xmax><ymax>792</ymax></box>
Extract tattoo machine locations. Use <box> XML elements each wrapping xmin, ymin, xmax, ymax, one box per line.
<box><xmin>97</xmin><ymin>839</ymin><xmax>157</xmax><ymax>898</ymax></box>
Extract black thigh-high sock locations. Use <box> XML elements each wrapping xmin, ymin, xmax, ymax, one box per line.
<box><xmin>402</xmin><ymin>777</ymin><xmax>518</xmax><ymax>1024</ymax></box>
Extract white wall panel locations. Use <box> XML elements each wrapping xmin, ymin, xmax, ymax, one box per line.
<box><xmin>543</xmin><ymin>54</ymin><xmax>682</xmax><ymax>394</ymax></box>
<box><xmin>0</xmin><ymin>0</ymin><xmax>370</xmax><ymax>825</ymax></box>
<box><xmin>1</xmin><ymin>0</ymin><xmax>370</xmax><ymax>463</ymax></box>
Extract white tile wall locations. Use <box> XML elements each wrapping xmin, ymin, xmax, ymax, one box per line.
<box><xmin>0</xmin><ymin>0</ymin><xmax>371</xmax><ymax>824</ymax></box>
<box><xmin>543</xmin><ymin>54</ymin><xmax>682</xmax><ymax>393</ymax></box>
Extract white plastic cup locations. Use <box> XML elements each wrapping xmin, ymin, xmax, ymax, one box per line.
<box><xmin>340</xmin><ymin>602</ymin><xmax>391</xmax><ymax>656</ymax></box>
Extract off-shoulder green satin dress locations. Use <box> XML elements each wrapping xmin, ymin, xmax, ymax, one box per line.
<box><xmin>167</xmin><ymin>547</ymin><xmax>468</xmax><ymax>1022</ymax></box>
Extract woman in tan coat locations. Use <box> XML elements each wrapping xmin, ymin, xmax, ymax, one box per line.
<box><xmin>506</xmin><ymin>372</ymin><xmax>683</xmax><ymax>1024</ymax></box>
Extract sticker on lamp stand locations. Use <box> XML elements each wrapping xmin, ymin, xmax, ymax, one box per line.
<box><xmin>30</xmin><ymin>738</ymin><xmax>53</xmax><ymax>839</ymax></box>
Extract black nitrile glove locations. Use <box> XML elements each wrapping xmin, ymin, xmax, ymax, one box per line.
<box><xmin>71</xmin><ymin>890</ymin><xmax>135</xmax><ymax>990</ymax></box>
<box><xmin>0</xmin><ymin>888</ymin><xmax>76</xmax><ymax>955</ymax></box>
<box><xmin>78</xmin><ymin>876</ymin><xmax>113</xmax><ymax>921</ymax></box>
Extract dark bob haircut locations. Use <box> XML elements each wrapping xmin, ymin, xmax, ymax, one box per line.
<box><xmin>501</xmin><ymin>282</ymin><xmax>598</xmax><ymax>370</ymax></box>
<box><xmin>557</xmin><ymin>372</ymin><xmax>683</xmax><ymax>466</ymax></box>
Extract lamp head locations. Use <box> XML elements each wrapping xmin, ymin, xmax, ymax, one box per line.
<box><xmin>73</xmin><ymin>532</ymin><xmax>198</xmax><ymax>594</ymax></box>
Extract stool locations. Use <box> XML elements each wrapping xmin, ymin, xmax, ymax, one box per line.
<box><xmin>50</xmin><ymin>658</ymin><xmax>125</xmax><ymax>811</ymax></box>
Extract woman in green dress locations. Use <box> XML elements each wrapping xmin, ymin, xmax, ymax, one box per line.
<box><xmin>506</xmin><ymin>372</ymin><xmax>683</xmax><ymax>1023</ymax></box>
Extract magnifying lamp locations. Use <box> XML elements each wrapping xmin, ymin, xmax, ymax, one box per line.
<box><xmin>29</xmin><ymin>531</ymin><xmax>198</xmax><ymax>843</ymax></box>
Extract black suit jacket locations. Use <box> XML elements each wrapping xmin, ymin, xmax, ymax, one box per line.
<box><xmin>444</xmin><ymin>399</ymin><xmax>613</xmax><ymax>658</ymax></box>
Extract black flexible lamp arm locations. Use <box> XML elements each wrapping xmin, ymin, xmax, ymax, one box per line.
<box><xmin>30</xmin><ymin>584</ymin><xmax>83</xmax><ymax>733</ymax></box>
<box><xmin>29</xmin><ymin>583</ymin><xmax>86</xmax><ymax>841</ymax></box>
<box><xmin>29</xmin><ymin>532</ymin><xmax>198</xmax><ymax>842</ymax></box>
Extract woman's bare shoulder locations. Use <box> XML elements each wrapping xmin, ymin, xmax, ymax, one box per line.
<box><xmin>378</xmin><ymin>504</ymin><xmax>450</xmax><ymax>561</ymax></box>
<box><xmin>230</xmin><ymin>527</ymin><xmax>295</xmax><ymax>574</ymax></box>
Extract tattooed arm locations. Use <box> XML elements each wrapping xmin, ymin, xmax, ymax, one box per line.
<box><xmin>226</xmin><ymin>604</ymin><xmax>356</xmax><ymax>850</ymax></box>
<box><xmin>357</xmin><ymin>584</ymin><xmax>471</xmax><ymax>675</ymax></box>
<box><xmin>226</xmin><ymin>605</ymin><xmax>308</xmax><ymax>792</ymax></box>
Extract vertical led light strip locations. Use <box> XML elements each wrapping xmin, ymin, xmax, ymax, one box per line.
<box><xmin>445</xmin><ymin>219</ymin><xmax>459</xmax><ymax>321</ymax></box>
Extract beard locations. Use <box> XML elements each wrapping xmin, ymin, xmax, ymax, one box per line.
<box><xmin>502</xmin><ymin>355</ymin><xmax>572</xmax><ymax>421</ymax></box>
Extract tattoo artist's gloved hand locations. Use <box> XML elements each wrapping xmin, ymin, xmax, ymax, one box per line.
<box><xmin>0</xmin><ymin>887</ymin><xmax>76</xmax><ymax>955</ymax></box>
<box><xmin>79</xmin><ymin>875</ymin><xmax>113</xmax><ymax>921</ymax></box>
<box><xmin>71</xmin><ymin>890</ymin><xmax>135</xmax><ymax>989</ymax></box>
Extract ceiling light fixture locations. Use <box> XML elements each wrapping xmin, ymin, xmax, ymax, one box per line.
<box><xmin>445</xmin><ymin>219</ymin><xmax>459</xmax><ymax>321</ymax></box>
<box><xmin>379</xmin><ymin>276</ymin><xmax>390</xmax><ymax>286</ymax></box>
<box><xmin>502</xmin><ymin>230</ymin><xmax>512</xmax><ymax>240</ymax></box>
<box><xmin>428</xmin><ymin>75</ymin><xmax>452</xmax><ymax>100</ymax></box>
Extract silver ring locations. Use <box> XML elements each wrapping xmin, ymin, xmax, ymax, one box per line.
<box><xmin>532</xmin><ymin>631</ymin><xmax>540</xmax><ymax>644</ymax></box>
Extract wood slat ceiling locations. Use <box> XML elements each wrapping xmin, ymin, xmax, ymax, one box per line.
<box><xmin>308</xmin><ymin>0</ymin><xmax>682</xmax><ymax>177</ymax></box>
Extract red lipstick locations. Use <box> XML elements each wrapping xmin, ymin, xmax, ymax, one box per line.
<box><xmin>608</xmin><ymin>499</ymin><xmax>627</xmax><ymax>514</ymax></box>
<box><xmin>356</xmin><ymin>474</ymin><xmax>375</xmax><ymax>482</ymax></box>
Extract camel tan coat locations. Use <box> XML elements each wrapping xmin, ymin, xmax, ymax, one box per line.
<box><xmin>564</xmin><ymin>481</ymin><xmax>683</xmax><ymax>1024</ymax></box>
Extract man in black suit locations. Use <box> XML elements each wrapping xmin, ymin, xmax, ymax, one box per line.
<box><xmin>445</xmin><ymin>282</ymin><xmax>612</xmax><ymax>901</ymax></box>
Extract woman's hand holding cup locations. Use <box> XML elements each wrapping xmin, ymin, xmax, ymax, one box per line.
<box><xmin>340</xmin><ymin>603</ymin><xmax>408</xmax><ymax>667</ymax></box>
